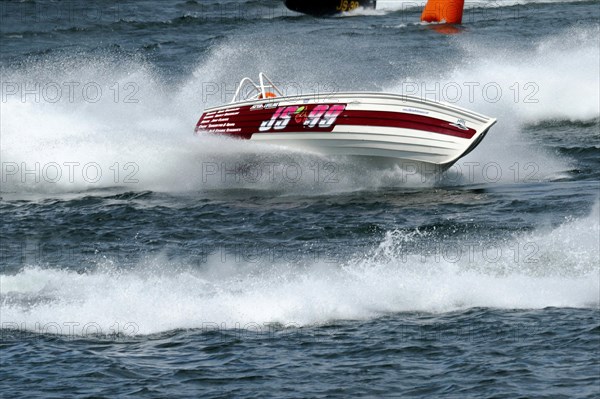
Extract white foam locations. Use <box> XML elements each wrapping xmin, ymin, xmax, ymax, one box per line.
<box><xmin>384</xmin><ymin>25</ymin><xmax>599</xmax><ymax>183</ymax></box>
<box><xmin>2</xmin><ymin>202</ymin><xmax>598</xmax><ymax>336</ymax></box>
<box><xmin>387</xmin><ymin>25</ymin><xmax>599</xmax><ymax>123</ymax></box>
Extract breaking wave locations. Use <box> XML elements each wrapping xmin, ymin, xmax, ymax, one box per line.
<box><xmin>1</xmin><ymin>202</ymin><xmax>598</xmax><ymax>336</ymax></box>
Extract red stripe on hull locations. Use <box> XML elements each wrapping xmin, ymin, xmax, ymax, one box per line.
<box><xmin>339</xmin><ymin>111</ymin><xmax>475</xmax><ymax>139</ymax></box>
<box><xmin>196</xmin><ymin>104</ymin><xmax>476</xmax><ymax>140</ymax></box>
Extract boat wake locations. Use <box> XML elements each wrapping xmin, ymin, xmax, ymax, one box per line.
<box><xmin>1</xmin><ymin>202</ymin><xmax>598</xmax><ymax>336</ymax></box>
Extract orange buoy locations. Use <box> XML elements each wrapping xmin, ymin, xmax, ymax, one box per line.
<box><xmin>421</xmin><ymin>0</ymin><xmax>465</xmax><ymax>24</ymax></box>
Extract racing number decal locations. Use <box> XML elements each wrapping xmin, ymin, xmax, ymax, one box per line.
<box><xmin>259</xmin><ymin>104</ymin><xmax>346</xmax><ymax>132</ymax></box>
<box><xmin>274</xmin><ymin>106</ymin><xmax>297</xmax><ymax>130</ymax></box>
<box><xmin>319</xmin><ymin>105</ymin><xmax>346</xmax><ymax>128</ymax></box>
<box><xmin>336</xmin><ymin>1</ymin><xmax>361</xmax><ymax>12</ymax></box>
<box><xmin>259</xmin><ymin>107</ymin><xmax>283</xmax><ymax>131</ymax></box>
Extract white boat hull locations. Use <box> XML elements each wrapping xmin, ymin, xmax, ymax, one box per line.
<box><xmin>196</xmin><ymin>92</ymin><xmax>496</xmax><ymax>168</ymax></box>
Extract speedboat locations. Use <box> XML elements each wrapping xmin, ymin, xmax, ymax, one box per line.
<box><xmin>195</xmin><ymin>73</ymin><xmax>496</xmax><ymax>170</ymax></box>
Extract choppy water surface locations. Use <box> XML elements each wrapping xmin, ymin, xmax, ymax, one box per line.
<box><xmin>1</xmin><ymin>1</ymin><xmax>599</xmax><ymax>397</ymax></box>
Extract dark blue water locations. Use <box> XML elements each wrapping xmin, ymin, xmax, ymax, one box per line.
<box><xmin>1</xmin><ymin>1</ymin><xmax>599</xmax><ymax>397</ymax></box>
